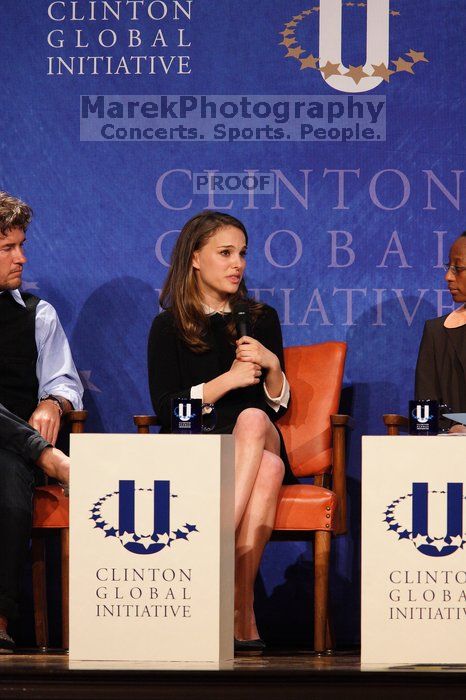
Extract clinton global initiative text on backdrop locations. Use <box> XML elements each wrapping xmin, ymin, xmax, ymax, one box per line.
<box><xmin>47</xmin><ymin>0</ymin><xmax>193</xmax><ymax>76</ymax></box>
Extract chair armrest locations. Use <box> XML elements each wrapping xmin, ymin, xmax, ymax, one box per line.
<box><xmin>133</xmin><ymin>415</ymin><xmax>160</xmax><ymax>434</ymax></box>
<box><xmin>383</xmin><ymin>414</ymin><xmax>409</xmax><ymax>436</ymax></box>
<box><xmin>331</xmin><ymin>414</ymin><xmax>354</xmax><ymax>429</ymax></box>
<box><xmin>63</xmin><ymin>410</ymin><xmax>88</xmax><ymax>434</ymax></box>
<box><xmin>330</xmin><ymin>414</ymin><xmax>352</xmax><ymax>536</ymax></box>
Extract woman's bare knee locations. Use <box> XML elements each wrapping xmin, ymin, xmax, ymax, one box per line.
<box><xmin>234</xmin><ymin>408</ymin><xmax>269</xmax><ymax>438</ymax></box>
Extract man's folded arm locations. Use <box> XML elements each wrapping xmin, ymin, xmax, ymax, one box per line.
<box><xmin>0</xmin><ymin>402</ymin><xmax>51</xmax><ymax>463</ymax></box>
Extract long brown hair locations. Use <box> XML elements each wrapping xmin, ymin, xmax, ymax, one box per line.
<box><xmin>160</xmin><ymin>211</ymin><xmax>263</xmax><ymax>352</ymax></box>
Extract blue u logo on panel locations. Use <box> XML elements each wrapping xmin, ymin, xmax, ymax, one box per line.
<box><xmin>118</xmin><ymin>480</ymin><xmax>170</xmax><ymax>555</ymax></box>
<box><xmin>89</xmin><ymin>480</ymin><xmax>198</xmax><ymax>555</ymax></box>
<box><xmin>384</xmin><ymin>482</ymin><xmax>466</xmax><ymax>557</ymax></box>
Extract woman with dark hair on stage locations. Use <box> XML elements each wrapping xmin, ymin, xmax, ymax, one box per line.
<box><xmin>415</xmin><ymin>231</ymin><xmax>466</xmax><ymax>434</ymax></box>
<box><xmin>147</xmin><ymin>211</ymin><xmax>292</xmax><ymax>650</ymax></box>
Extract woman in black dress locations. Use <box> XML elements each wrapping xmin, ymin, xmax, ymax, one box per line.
<box><xmin>415</xmin><ymin>232</ymin><xmax>466</xmax><ymax>433</ymax></box>
<box><xmin>148</xmin><ymin>211</ymin><xmax>291</xmax><ymax>647</ymax></box>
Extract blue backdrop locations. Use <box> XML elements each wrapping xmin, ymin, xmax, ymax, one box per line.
<box><xmin>2</xmin><ymin>0</ymin><xmax>465</xmax><ymax>645</ymax></box>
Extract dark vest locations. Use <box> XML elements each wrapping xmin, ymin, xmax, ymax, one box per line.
<box><xmin>0</xmin><ymin>291</ymin><xmax>40</xmax><ymax>421</ymax></box>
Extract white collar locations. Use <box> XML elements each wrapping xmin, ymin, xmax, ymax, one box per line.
<box><xmin>202</xmin><ymin>301</ymin><xmax>232</xmax><ymax>315</ymax></box>
<box><xmin>0</xmin><ymin>289</ymin><xmax>26</xmax><ymax>308</ymax></box>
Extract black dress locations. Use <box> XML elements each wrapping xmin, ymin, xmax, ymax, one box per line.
<box><xmin>415</xmin><ymin>316</ymin><xmax>466</xmax><ymax>411</ymax></box>
<box><xmin>147</xmin><ymin>304</ymin><xmax>295</xmax><ymax>482</ymax></box>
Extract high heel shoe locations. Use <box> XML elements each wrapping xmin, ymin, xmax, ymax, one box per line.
<box><xmin>234</xmin><ymin>638</ymin><xmax>266</xmax><ymax>652</ymax></box>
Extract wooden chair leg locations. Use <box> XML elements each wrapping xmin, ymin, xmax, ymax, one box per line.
<box><xmin>61</xmin><ymin>528</ymin><xmax>70</xmax><ymax>649</ymax></box>
<box><xmin>325</xmin><ymin>608</ymin><xmax>335</xmax><ymax>651</ymax></box>
<box><xmin>313</xmin><ymin>530</ymin><xmax>331</xmax><ymax>653</ymax></box>
<box><xmin>31</xmin><ymin>531</ymin><xmax>49</xmax><ymax>649</ymax></box>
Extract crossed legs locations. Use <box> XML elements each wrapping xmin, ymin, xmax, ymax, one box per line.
<box><xmin>233</xmin><ymin>408</ymin><xmax>284</xmax><ymax>641</ymax></box>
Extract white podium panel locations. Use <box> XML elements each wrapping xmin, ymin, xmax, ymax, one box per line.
<box><xmin>69</xmin><ymin>434</ymin><xmax>234</xmax><ymax>663</ymax></box>
<box><xmin>362</xmin><ymin>436</ymin><xmax>466</xmax><ymax>665</ymax></box>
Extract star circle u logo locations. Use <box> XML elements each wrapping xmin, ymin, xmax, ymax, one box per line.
<box><xmin>279</xmin><ymin>0</ymin><xmax>429</xmax><ymax>93</ymax></box>
<box><xmin>89</xmin><ymin>480</ymin><xmax>199</xmax><ymax>555</ymax></box>
<box><xmin>384</xmin><ymin>483</ymin><xmax>466</xmax><ymax>558</ymax></box>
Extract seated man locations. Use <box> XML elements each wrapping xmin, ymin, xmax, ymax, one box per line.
<box><xmin>415</xmin><ymin>232</ymin><xmax>466</xmax><ymax>433</ymax></box>
<box><xmin>0</xmin><ymin>191</ymin><xmax>83</xmax><ymax>653</ymax></box>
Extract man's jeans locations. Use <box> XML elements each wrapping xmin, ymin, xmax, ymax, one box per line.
<box><xmin>0</xmin><ymin>404</ymin><xmax>50</xmax><ymax>620</ymax></box>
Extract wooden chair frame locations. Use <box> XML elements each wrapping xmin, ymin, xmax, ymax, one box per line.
<box><xmin>383</xmin><ymin>414</ymin><xmax>409</xmax><ymax>436</ymax></box>
<box><xmin>32</xmin><ymin>409</ymin><xmax>87</xmax><ymax>650</ymax></box>
<box><xmin>271</xmin><ymin>413</ymin><xmax>352</xmax><ymax>652</ymax></box>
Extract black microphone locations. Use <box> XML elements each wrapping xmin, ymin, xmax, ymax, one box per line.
<box><xmin>233</xmin><ymin>301</ymin><xmax>251</xmax><ymax>338</ymax></box>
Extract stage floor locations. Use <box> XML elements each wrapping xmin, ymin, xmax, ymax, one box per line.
<box><xmin>1</xmin><ymin>649</ymin><xmax>465</xmax><ymax>700</ymax></box>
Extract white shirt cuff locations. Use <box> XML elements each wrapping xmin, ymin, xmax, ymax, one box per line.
<box><xmin>264</xmin><ymin>372</ymin><xmax>290</xmax><ymax>412</ymax></box>
<box><xmin>39</xmin><ymin>383</ymin><xmax>83</xmax><ymax>411</ymax></box>
<box><xmin>190</xmin><ymin>383</ymin><xmax>204</xmax><ymax>401</ymax></box>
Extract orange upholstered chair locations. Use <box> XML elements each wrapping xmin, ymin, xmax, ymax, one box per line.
<box><xmin>134</xmin><ymin>342</ymin><xmax>350</xmax><ymax>653</ymax></box>
<box><xmin>32</xmin><ymin>409</ymin><xmax>87</xmax><ymax>649</ymax></box>
<box><xmin>272</xmin><ymin>343</ymin><xmax>350</xmax><ymax>652</ymax></box>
